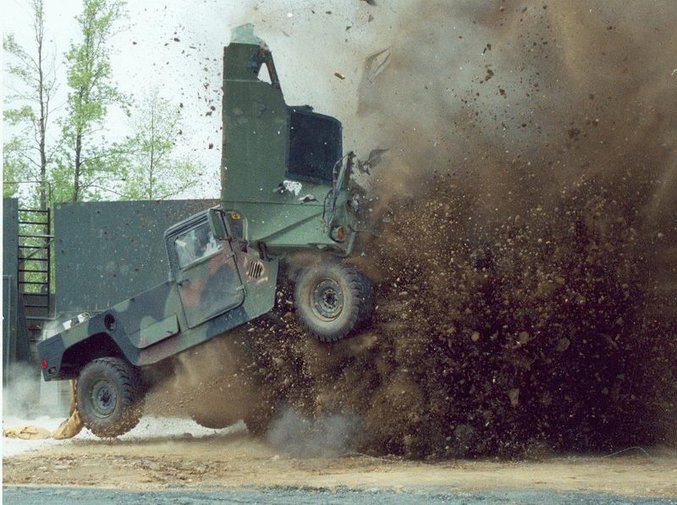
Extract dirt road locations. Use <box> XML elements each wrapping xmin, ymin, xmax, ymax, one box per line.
<box><xmin>4</xmin><ymin>427</ymin><xmax>676</xmax><ymax>498</ymax></box>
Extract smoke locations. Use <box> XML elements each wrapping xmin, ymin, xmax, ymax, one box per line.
<box><xmin>3</xmin><ymin>363</ymin><xmax>42</xmax><ymax>419</ymax></box>
<box><xmin>359</xmin><ymin>1</ymin><xmax>676</xmax><ymax>209</ymax></box>
<box><xmin>161</xmin><ymin>1</ymin><xmax>676</xmax><ymax>458</ymax></box>
<box><xmin>142</xmin><ymin>328</ymin><xmax>273</xmax><ymax>427</ymax></box>
<box><xmin>232</xmin><ymin>0</ymin><xmax>676</xmax><ymax>458</ymax></box>
<box><xmin>266</xmin><ymin>407</ymin><xmax>361</xmax><ymax>457</ymax></box>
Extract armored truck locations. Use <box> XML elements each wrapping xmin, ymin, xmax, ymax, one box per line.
<box><xmin>37</xmin><ymin>25</ymin><xmax>374</xmax><ymax>437</ymax></box>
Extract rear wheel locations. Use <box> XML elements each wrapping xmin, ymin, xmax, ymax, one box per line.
<box><xmin>192</xmin><ymin>410</ymin><xmax>273</xmax><ymax>434</ymax></box>
<box><xmin>186</xmin><ymin>379</ymin><xmax>247</xmax><ymax>430</ymax></box>
<box><xmin>76</xmin><ymin>357</ymin><xmax>144</xmax><ymax>438</ymax></box>
<box><xmin>294</xmin><ymin>261</ymin><xmax>374</xmax><ymax>342</ymax></box>
<box><xmin>190</xmin><ymin>402</ymin><xmax>273</xmax><ymax>434</ymax></box>
<box><xmin>191</xmin><ymin>412</ymin><xmax>232</xmax><ymax>430</ymax></box>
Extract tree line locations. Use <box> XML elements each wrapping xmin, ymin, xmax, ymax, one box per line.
<box><xmin>3</xmin><ymin>0</ymin><xmax>202</xmax><ymax>209</ymax></box>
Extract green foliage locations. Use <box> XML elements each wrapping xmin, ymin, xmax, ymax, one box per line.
<box><xmin>3</xmin><ymin>0</ymin><xmax>57</xmax><ymax>209</ymax></box>
<box><xmin>60</xmin><ymin>0</ymin><xmax>129</xmax><ymax>202</ymax></box>
<box><xmin>50</xmin><ymin>141</ymin><xmax>128</xmax><ymax>202</ymax></box>
<box><xmin>3</xmin><ymin>33</ymin><xmax>32</xmax><ymax>84</ymax></box>
<box><xmin>5</xmin><ymin>0</ymin><xmax>196</xmax><ymax>205</ymax></box>
<box><xmin>2</xmin><ymin>112</ymin><xmax>38</xmax><ymax>202</ymax></box>
<box><xmin>3</xmin><ymin>138</ymin><xmax>29</xmax><ymax>198</ymax></box>
<box><xmin>120</xmin><ymin>90</ymin><xmax>202</xmax><ymax>200</ymax></box>
<box><xmin>3</xmin><ymin>106</ymin><xmax>35</xmax><ymax>125</ymax></box>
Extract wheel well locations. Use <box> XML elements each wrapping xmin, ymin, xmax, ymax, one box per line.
<box><xmin>60</xmin><ymin>333</ymin><xmax>124</xmax><ymax>376</ymax></box>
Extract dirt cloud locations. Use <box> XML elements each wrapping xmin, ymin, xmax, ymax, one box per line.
<box><xmin>173</xmin><ymin>0</ymin><xmax>676</xmax><ymax>458</ymax></box>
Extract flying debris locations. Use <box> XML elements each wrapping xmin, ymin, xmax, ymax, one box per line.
<box><xmin>363</xmin><ymin>47</ymin><xmax>391</xmax><ymax>84</ymax></box>
<box><xmin>356</xmin><ymin>148</ymin><xmax>389</xmax><ymax>175</ymax></box>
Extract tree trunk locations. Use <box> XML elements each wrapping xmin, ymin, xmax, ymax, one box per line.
<box><xmin>34</xmin><ymin>0</ymin><xmax>49</xmax><ymax>211</ymax></box>
<box><xmin>73</xmin><ymin>132</ymin><xmax>82</xmax><ymax>202</ymax></box>
<box><xmin>38</xmin><ymin>51</ymin><xmax>48</xmax><ymax>210</ymax></box>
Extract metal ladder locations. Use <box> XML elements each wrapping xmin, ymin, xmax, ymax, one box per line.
<box><xmin>17</xmin><ymin>208</ymin><xmax>53</xmax><ymax>346</ymax></box>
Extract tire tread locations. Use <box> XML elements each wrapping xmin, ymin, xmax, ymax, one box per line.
<box><xmin>76</xmin><ymin>357</ymin><xmax>144</xmax><ymax>438</ymax></box>
<box><xmin>295</xmin><ymin>261</ymin><xmax>374</xmax><ymax>342</ymax></box>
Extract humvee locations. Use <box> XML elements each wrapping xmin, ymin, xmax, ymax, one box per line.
<box><xmin>37</xmin><ymin>25</ymin><xmax>374</xmax><ymax>437</ymax></box>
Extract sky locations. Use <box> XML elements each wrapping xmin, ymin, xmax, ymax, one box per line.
<box><xmin>2</xmin><ymin>0</ymin><xmax>396</xmax><ymax>200</ymax></box>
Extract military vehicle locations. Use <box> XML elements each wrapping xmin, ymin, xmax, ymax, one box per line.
<box><xmin>37</xmin><ymin>25</ymin><xmax>374</xmax><ymax>437</ymax></box>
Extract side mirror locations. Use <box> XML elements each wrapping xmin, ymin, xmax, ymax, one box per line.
<box><xmin>208</xmin><ymin>208</ymin><xmax>229</xmax><ymax>240</ymax></box>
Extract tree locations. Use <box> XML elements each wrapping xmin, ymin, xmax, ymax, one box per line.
<box><xmin>2</xmin><ymin>0</ymin><xmax>57</xmax><ymax>209</ymax></box>
<box><xmin>57</xmin><ymin>0</ymin><xmax>128</xmax><ymax>202</ymax></box>
<box><xmin>120</xmin><ymin>90</ymin><xmax>202</xmax><ymax>200</ymax></box>
<box><xmin>3</xmin><ymin>136</ymin><xmax>29</xmax><ymax>199</ymax></box>
<box><xmin>3</xmin><ymin>109</ymin><xmax>32</xmax><ymax>199</ymax></box>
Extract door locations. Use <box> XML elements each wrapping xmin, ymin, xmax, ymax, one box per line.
<box><xmin>173</xmin><ymin>219</ymin><xmax>244</xmax><ymax>328</ymax></box>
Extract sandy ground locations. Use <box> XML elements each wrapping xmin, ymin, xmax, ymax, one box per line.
<box><xmin>2</xmin><ymin>416</ymin><xmax>676</xmax><ymax>498</ymax></box>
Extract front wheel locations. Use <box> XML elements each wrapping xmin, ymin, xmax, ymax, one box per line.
<box><xmin>76</xmin><ymin>357</ymin><xmax>144</xmax><ymax>438</ymax></box>
<box><xmin>294</xmin><ymin>261</ymin><xmax>374</xmax><ymax>342</ymax></box>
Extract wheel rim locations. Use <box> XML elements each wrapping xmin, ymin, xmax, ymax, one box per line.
<box><xmin>90</xmin><ymin>379</ymin><xmax>118</xmax><ymax>418</ymax></box>
<box><xmin>311</xmin><ymin>278</ymin><xmax>344</xmax><ymax>321</ymax></box>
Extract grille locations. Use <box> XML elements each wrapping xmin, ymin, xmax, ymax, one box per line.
<box><xmin>247</xmin><ymin>260</ymin><xmax>264</xmax><ymax>279</ymax></box>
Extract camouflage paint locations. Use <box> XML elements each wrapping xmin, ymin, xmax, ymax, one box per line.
<box><xmin>37</xmin><ymin>27</ymin><xmax>365</xmax><ymax>383</ymax></box>
<box><xmin>38</xmin><ymin>209</ymin><xmax>278</xmax><ymax>380</ymax></box>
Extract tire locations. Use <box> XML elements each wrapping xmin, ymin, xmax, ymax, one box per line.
<box><xmin>76</xmin><ymin>357</ymin><xmax>144</xmax><ymax>438</ymax></box>
<box><xmin>192</xmin><ymin>412</ymin><xmax>271</xmax><ymax>434</ymax></box>
<box><xmin>294</xmin><ymin>261</ymin><xmax>374</xmax><ymax>342</ymax></box>
<box><xmin>191</xmin><ymin>396</ymin><xmax>274</xmax><ymax>433</ymax></box>
<box><xmin>186</xmin><ymin>377</ymin><xmax>247</xmax><ymax>430</ymax></box>
<box><xmin>190</xmin><ymin>409</ymin><xmax>235</xmax><ymax>430</ymax></box>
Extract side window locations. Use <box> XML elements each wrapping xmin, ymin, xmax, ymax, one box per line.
<box><xmin>174</xmin><ymin>222</ymin><xmax>222</xmax><ymax>269</ymax></box>
<box><xmin>287</xmin><ymin>108</ymin><xmax>342</xmax><ymax>184</ymax></box>
<box><xmin>258</xmin><ymin>63</ymin><xmax>272</xmax><ymax>84</ymax></box>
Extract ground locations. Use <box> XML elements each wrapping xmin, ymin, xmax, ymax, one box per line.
<box><xmin>2</xmin><ymin>417</ymin><xmax>676</xmax><ymax>499</ymax></box>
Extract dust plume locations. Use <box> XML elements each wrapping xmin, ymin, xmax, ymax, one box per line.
<box><xmin>143</xmin><ymin>329</ymin><xmax>275</xmax><ymax>433</ymax></box>
<box><xmin>266</xmin><ymin>407</ymin><xmax>361</xmax><ymax>457</ymax></box>
<box><xmin>170</xmin><ymin>0</ymin><xmax>675</xmax><ymax>458</ymax></box>
<box><xmin>245</xmin><ymin>0</ymin><xmax>676</xmax><ymax>457</ymax></box>
<box><xmin>3</xmin><ymin>363</ymin><xmax>42</xmax><ymax>419</ymax></box>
